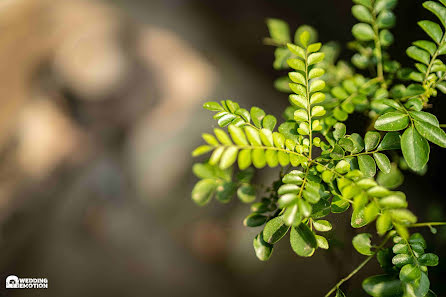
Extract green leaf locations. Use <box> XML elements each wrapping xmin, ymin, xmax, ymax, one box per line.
<box><xmin>414</xmin><ymin>121</ymin><xmax>446</xmax><ymax>148</ymax></box>
<box><xmin>377</xmin><ymin>164</ymin><xmax>403</xmax><ymax>189</ymax></box>
<box><xmin>244</xmin><ymin>213</ymin><xmax>268</xmax><ymax>227</ymax></box>
<box><xmin>316</xmin><ymin>235</ymin><xmax>329</xmax><ymax>249</ymax></box>
<box><xmin>352</xmin><ymin>233</ymin><xmax>373</xmax><ymax>255</ymax></box>
<box><xmin>362</xmin><ymin>275</ymin><xmax>403</xmax><ymax>297</ymax></box>
<box><xmin>399</xmin><ymin>264</ymin><xmax>421</xmax><ymax>282</ymax></box>
<box><xmin>192</xmin><ymin>163</ymin><xmax>215</xmax><ymax>179</ymax></box>
<box><xmin>378</xmin><ymin>132</ymin><xmax>401</xmax><ymax>150</ymax></box>
<box><xmin>413</xmin><ymin>40</ymin><xmax>437</xmax><ymax>56</ymax></box>
<box><xmin>237</xmin><ymin>184</ymin><xmax>256</xmax><ymax>203</ymax></box>
<box><xmin>228</xmin><ymin>125</ymin><xmax>248</xmax><ymax>145</ymax></box>
<box><xmin>418</xmin><ymin>20</ymin><xmax>443</xmax><ymax>44</ymax></box>
<box><xmin>263</xmin><ymin>216</ymin><xmax>290</xmax><ymax>244</ymax></box>
<box><xmin>418</xmin><ymin>253</ymin><xmax>439</xmax><ymax>266</ymax></box>
<box><xmin>203</xmin><ymin>101</ymin><xmax>224</xmax><ymax>111</ymax></box>
<box><xmin>375</xmin><ymin>112</ymin><xmax>409</xmax><ymax>131</ymax></box>
<box><xmin>287</xmin><ymin>43</ymin><xmax>305</xmax><ymax>59</ymax></box>
<box><xmin>214</xmin><ymin>128</ymin><xmax>232</xmax><ymax>145</ymax></box>
<box><xmin>215</xmin><ymin>181</ymin><xmax>237</xmax><ymax>203</ymax></box>
<box><xmin>375</xmin><ymin>0</ymin><xmax>397</xmax><ymax>12</ymax></box>
<box><xmin>282</xmin><ymin>170</ymin><xmax>304</xmax><ymax>184</ymax></box>
<box><xmin>263</xmin><ymin>116</ymin><xmax>277</xmax><ymax>130</ymax></box>
<box><xmin>353</xmin><ymin>0</ymin><xmax>372</xmax><ymax>9</ymax></box>
<box><xmin>401</xmin><ymin>126</ymin><xmax>430</xmax><ymax>171</ymax></box>
<box><xmin>313</xmin><ymin>220</ymin><xmax>332</xmax><ymax>232</ymax></box>
<box><xmin>365</xmin><ymin>131</ymin><xmax>381</xmax><ymax>151</ymax></box>
<box><xmin>278</xmin><ymin>193</ymin><xmax>299</xmax><ymax>208</ymax></box>
<box><xmin>253</xmin><ymin>232</ymin><xmax>273</xmax><ymax>261</ymax></box>
<box><xmin>409</xmin><ymin>111</ymin><xmax>439</xmax><ymax>127</ymax></box>
<box><xmin>220</xmin><ymin>147</ymin><xmax>238</xmax><ymax>169</ymax></box>
<box><xmin>374</xmin><ymin>153</ymin><xmax>391</xmax><ymax>173</ymax></box>
<box><xmin>238</xmin><ymin>149</ymin><xmax>252</xmax><ymax>170</ymax></box>
<box><xmin>423</xmin><ymin>1</ymin><xmax>446</xmax><ymax>27</ymax></box>
<box><xmin>352</xmin><ymin>5</ymin><xmax>373</xmax><ymax>23</ymax></box>
<box><xmin>192</xmin><ymin>179</ymin><xmax>217</xmax><ymax>206</ymax></box>
<box><xmin>266</xmin><ymin>18</ymin><xmax>290</xmax><ymax>43</ymax></box>
<box><xmin>283</xmin><ymin>204</ymin><xmax>302</xmax><ymax>226</ymax></box>
<box><xmin>252</xmin><ymin>149</ymin><xmax>267</xmax><ymax>168</ymax></box>
<box><xmin>377</xmin><ymin>10</ymin><xmax>396</xmax><ymax>28</ymax></box>
<box><xmin>290</xmin><ymin>223</ymin><xmax>317</xmax><ymax>257</ymax></box>
<box><xmin>358</xmin><ymin>155</ymin><xmax>377</xmax><ymax>177</ymax></box>
<box><xmin>352</xmin><ymin>23</ymin><xmax>375</xmax><ymax>41</ymax></box>
<box><xmin>377</xmin><ymin>212</ymin><xmax>392</xmax><ymax>235</ymax></box>
<box><xmin>192</xmin><ymin>145</ymin><xmax>213</xmax><ymax>157</ymax></box>
<box><xmin>250</xmin><ymin>107</ymin><xmax>266</xmax><ymax>128</ymax></box>
<box><xmin>308</xmin><ymin>52</ymin><xmax>325</xmax><ymax>65</ymax></box>
<box><xmin>407</xmin><ymin>46</ymin><xmax>430</xmax><ymax>65</ymax></box>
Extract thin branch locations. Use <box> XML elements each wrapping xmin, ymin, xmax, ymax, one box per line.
<box><xmin>324</xmin><ymin>231</ymin><xmax>394</xmax><ymax>297</ymax></box>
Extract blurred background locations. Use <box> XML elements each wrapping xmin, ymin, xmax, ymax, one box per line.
<box><xmin>0</xmin><ymin>0</ymin><xmax>445</xmax><ymax>296</ymax></box>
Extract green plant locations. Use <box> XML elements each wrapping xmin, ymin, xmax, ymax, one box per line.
<box><xmin>191</xmin><ymin>0</ymin><xmax>446</xmax><ymax>296</ymax></box>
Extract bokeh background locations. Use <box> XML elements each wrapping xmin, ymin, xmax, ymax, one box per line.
<box><xmin>0</xmin><ymin>0</ymin><xmax>445</xmax><ymax>296</ymax></box>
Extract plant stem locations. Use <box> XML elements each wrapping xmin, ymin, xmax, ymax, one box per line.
<box><xmin>440</xmin><ymin>124</ymin><xmax>446</xmax><ymax>128</ymax></box>
<box><xmin>324</xmin><ymin>232</ymin><xmax>394</xmax><ymax>297</ymax></box>
<box><xmin>409</xmin><ymin>222</ymin><xmax>446</xmax><ymax>228</ymax></box>
<box><xmin>371</xmin><ymin>9</ymin><xmax>385</xmax><ymax>88</ymax></box>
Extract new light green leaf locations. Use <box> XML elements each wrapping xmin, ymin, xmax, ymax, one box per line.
<box><xmin>401</xmin><ymin>126</ymin><xmax>430</xmax><ymax>171</ymax></box>
<box><xmin>192</xmin><ymin>179</ymin><xmax>217</xmax><ymax>206</ymax></box>
<box><xmin>352</xmin><ymin>5</ymin><xmax>373</xmax><ymax>23</ymax></box>
<box><xmin>352</xmin><ymin>23</ymin><xmax>375</xmax><ymax>41</ymax></box>
<box><xmin>266</xmin><ymin>18</ymin><xmax>290</xmax><ymax>43</ymax></box>
<box><xmin>352</xmin><ymin>233</ymin><xmax>373</xmax><ymax>255</ymax></box>
<box><xmin>220</xmin><ymin>147</ymin><xmax>238</xmax><ymax>169</ymax></box>
<box><xmin>400</xmin><ymin>264</ymin><xmax>421</xmax><ymax>282</ymax></box>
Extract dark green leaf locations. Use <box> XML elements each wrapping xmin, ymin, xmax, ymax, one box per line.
<box><xmin>365</xmin><ymin>131</ymin><xmax>381</xmax><ymax>151</ymax></box>
<box><xmin>362</xmin><ymin>275</ymin><xmax>403</xmax><ymax>297</ymax></box>
<box><xmin>423</xmin><ymin>1</ymin><xmax>446</xmax><ymax>27</ymax></box>
<box><xmin>237</xmin><ymin>184</ymin><xmax>256</xmax><ymax>203</ymax></box>
<box><xmin>263</xmin><ymin>216</ymin><xmax>290</xmax><ymax>244</ymax></box>
<box><xmin>378</xmin><ymin>132</ymin><xmax>401</xmax><ymax>150</ymax></box>
<box><xmin>414</xmin><ymin>121</ymin><xmax>446</xmax><ymax>148</ymax></box>
<box><xmin>418</xmin><ymin>253</ymin><xmax>439</xmax><ymax>266</ymax></box>
<box><xmin>418</xmin><ymin>20</ymin><xmax>443</xmax><ymax>44</ymax></box>
<box><xmin>374</xmin><ymin>153</ymin><xmax>391</xmax><ymax>173</ymax></box>
<box><xmin>375</xmin><ymin>112</ymin><xmax>409</xmax><ymax>131</ymax></box>
<box><xmin>215</xmin><ymin>181</ymin><xmax>237</xmax><ymax>203</ymax></box>
<box><xmin>401</xmin><ymin>126</ymin><xmax>430</xmax><ymax>171</ymax></box>
<box><xmin>253</xmin><ymin>232</ymin><xmax>273</xmax><ymax>261</ymax></box>
<box><xmin>290</xmin><ymin>223</ymin><xmax>317</xmax><ymax>257</ymax></box>
<box><xmin>407</xmin><ymin>46</ymin><xmax>430</xmax><ymax>65</ymax></box>
<box><xmin>358</xmin><ymin>154</ymin><xmax>377</xmax><ymax>177</ymax></box>
<box><xmin>244</xmin><ymin>213</ymin><xmax>268</xmax><ymax>227</ymax></box>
